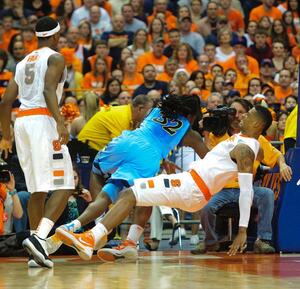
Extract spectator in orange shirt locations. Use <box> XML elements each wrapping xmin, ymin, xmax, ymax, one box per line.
<box><xmin>274</xmin><ymin>69</ymin><xmax>293</xmax><ymax>104</ymax></box>
<box><xmin>148</xmin><ymin>18</ymin><xmax>169</xmax><ymax>45</ymax></box>
<box><xmin>224</xmin><ymin>68</ymin><xmax>237</xmax><ymax>87</ymax></box>
<box><xmin>137</xmin><ymin>38</ymin><xmax>168</xmax><ymax>74</ymax></box>
<box><xmin>78</xmin><ymin>20</ymin><xmax>93</xmax><ymax>50</ymax></box>
<box><xmin>122</xmin><ymin>56</ymin><xmax>144</xmax><ymax>94</ymax></box>
<box><xmin>270</xmin><ymin>19</ymin><xmax>296</xmax><ymax>49</ymax></box>
<box><xmin>282</xmin><ymin>10</ymin><xmax>298</xmax><ymax>37</ymax></box>
<box><xmin>190</xmin><ymin>70</ymin><xmax>210</xmax><ymax>102</ymax></box>
<box><xmin>172</xmin><ymin>43</ymin><xmax>198</xmax><ymax>74</ymax></box>
<box><xmin>83</xmin><ymin>56</ymin><xmax>108</xmax><ymax>91</ymax></box>
<box><xmin>0</xmin><ymin>49</ymin><xmax>13</xmax><ymax>99</ymax></box>
<box><xmin>0</xmin><ymin>15</ymin><xmax>19</xmax><ymax>51</ymax></box>
<box><xmin>111</xmin><ymin>68</ymin><xmax>124</xmax><ymax>84</ymax></box>
<box><xmin>249</xmin><ymin>0</ymin><xmax>282</xmax><ymax>23</ymax></box>
<box><xmin>156</xmin><ymin>58</ymin><xmax>179</xmax><ymax>82</ymax></box>
<box><xmin>218</xmin><ymin>0</ymin><xmax>245</xmax><ymax>36</ymax></box>
<box><xmin>147</xmin><ymin>0</ymin><xmax>177</xmax><ymax>31</ymax></box>
<box><xmin>85</xmin><ymin>40</ymin><xmax>112</xmax><ymax>74</ymax></box>
<box><xmin>21</xmin><ymin>26</ymin><xmax>37</xmax><ymax>54</ymax></box>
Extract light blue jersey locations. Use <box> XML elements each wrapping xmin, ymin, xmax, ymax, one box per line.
<box><xmin>92</xmin><ymin>107</ymin><xmax>191</xmax><ymax>202</ymax></box>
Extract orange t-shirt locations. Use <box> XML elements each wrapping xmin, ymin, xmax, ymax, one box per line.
<box><xmin>88</xmin><ymin>55</ymin><xmax>113</xmax><ymax>73</ymax></box>
<box><xmin>199</xmin><ymin>89</ymin><xmax>211</xmax><ymax>102</ymax></box>
<box><xmin>218</xmin><ymin>8</ymin><xmax>245</xmax><ymax>32</ymax></box>
<box><xmin>1</xmin><ymin>29</ymin><xmax>19</xmax><ymax>51</ymax></box>
<box><xmin>0</xmin><ymin>70</ymin><xmax>13</xmax><ymax>98</ymax></box>
<box><xmin>148</xmin><ymin>10</ymin><xmax>177</xmax><ymax>32</ymax></box>
<box><xmin>234</xmin><ymin>73</ymin><xmax>259</xmax><ymax>96</ymax></box>
<box><xmin>122</xmin><ymin>72</ymin><xmax>144</xmax><ymax>94</ymax></box>
<box><xmin>220</xmin><ymin>55</ymin><xmax>260</xmax><ymax>75</ymax></box>
<box><xmin>83</xmin><ymin>72</ymin><xmax>105</xmax><ymax>90</ymax></box>
<box><xmin>137</xmin><ymin>52</ymin><xmax>168</xmax><ymax>74</ymax></box>
<box><xmin>0</xmin><ymin>183</ymin><xmax>7</xmax><ymax>235</ymax></box>
<box><xmin>292</xmin><ymin>46</ymin><xmax>300</xmax><ymax>62</ymax></box>
<box><xmin>156</xmin><ymin>72</ymin><xmax>173</xmax><ymax>82</ymax></box>
<box><xmin>274</xmin><ymin>85</ymin><xmax>293</xmax><ymax>104</ymax></box>
<box><xmin>24</xmin><ymin>38</ymin><xmax>38</xmax><ymax>54</ymax></box>
<box><xmin>178</xmin><ymin>60</ymin><xmax>199</xmax><ymax>74</ymax></box>
<box><xmin>249</xmin><ymin>5</ymin><xmax>282</xmax><ymax>22</ymax></box>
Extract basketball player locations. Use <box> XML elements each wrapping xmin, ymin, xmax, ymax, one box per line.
<box><xmin>56</xmin><ymin>105</ymin><xmax>279</xmax><ymax>258</ymax></box>
<box><xmin>53</xmin><ymin>94</ymin><xmax>208</xmax><ymax>260</ymax></box>
<box><xmin>0</xmin><ymin>17</ymin><xmax>74</xmax><ymax>268</ymax></box>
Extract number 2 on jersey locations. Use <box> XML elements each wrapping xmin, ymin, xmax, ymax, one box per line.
<box><xmin>153</xmin><ymin>113</ymin><xmax>183</xmax><ymax>135</ymax></box>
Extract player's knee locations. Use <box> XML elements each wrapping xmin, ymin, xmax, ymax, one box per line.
<box><xmin>120</xmin><ymin>188</ymin><xmax>137</xmax><ymax>204</ymax></box>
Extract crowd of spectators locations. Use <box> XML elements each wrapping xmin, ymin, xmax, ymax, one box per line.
<box><xmin>0</xmin><ymin>0</ymin><xmax>299</xmax><ymax>252</ymax></box>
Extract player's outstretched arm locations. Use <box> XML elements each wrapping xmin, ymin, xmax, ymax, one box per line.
<box><xmin>44</xmin><ymin>53</ymin><xmax>69</xmax><ymax>145</ymax></box>
<box><xmin>181</xmin><ymin>129</ymin><xmax>209</xmax><ymax>159</ymax></box>
<box><xmin>228</xmin><ymin>144</ymin><xmax>255</xmax><ymax>256</ymax></box>
<box><xmin>0</xmin><ymin>79</ymin><xmax>18</xmax><ymax>158</ymax></box>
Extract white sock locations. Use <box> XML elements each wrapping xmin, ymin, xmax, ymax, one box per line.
<box><xmin>36</xmin><ymin>218</ymin><xmax>54</xmax><ymax>239</ymax></box>
<box><xmin>65</xmin><ymin>219</ymin><xmax>82</xmax><ymax>232</ymax></box>
<box><xmin>91</xmin><ymin>223</ymin><xmax>108</xmax><ymax>244</ymax></box>
<box><xmin>127</xmin><ymin>224</ymin><xmax>144</xmax><ymax>243</ymax></box>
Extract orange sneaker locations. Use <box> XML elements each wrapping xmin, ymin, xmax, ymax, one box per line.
<box><xmin>97</xmin><ymin>239</ymin><xmax>138</xmax><ymax>262</ymax></box>
<box><xmin>56</xmin><ymin>227</ymin><xmax>95</xmax><ymax>260</ymax></box>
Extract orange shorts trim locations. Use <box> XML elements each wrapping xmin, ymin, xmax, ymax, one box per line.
<box><xmin>53</xmin><ymin>170</ymin><xmax>65</xmax><ymax>177</ymax></box>
<box><xmin>189</xmin><ymin>169</ymin><xmax>211</xmax><ymax>201</ymax></box>
<box><xmin>17</xmin><ymin>108</ymin><xmax>52</xmax><ymax>118</ymax></box>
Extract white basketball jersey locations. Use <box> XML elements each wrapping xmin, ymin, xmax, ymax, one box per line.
<box><xmin>15</xmin><ymin>47</ymin><xmax>66</xmax><ymax>109</ymax></box>
<box><xmin>190</xmin><ymin>134</ymin><xmax>260</xmax><ymax>194</ymax></box>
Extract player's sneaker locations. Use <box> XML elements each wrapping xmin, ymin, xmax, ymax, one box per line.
<box><xmin>46</xmin><ymin>234</ymin><xmax>63</xmax><ymax>255</ymax></box>
<box><xmin>28</xmin><ymin>255</ymin><xmax>41</xmax><ymax>268</ymax></box>
<box><xmin>22</xmin><ymin>234</ymin><xmax>53</xmax><ymax>268</ymax></box>
<box><xmin>97</xmin><ymin>239</ymin><xmax>138</xmax><ymax>262</ymax></box>
<box><xmin>55</xmin><ymin>227</ymin><xmax>95</xmax><ymax>260</ymax></box>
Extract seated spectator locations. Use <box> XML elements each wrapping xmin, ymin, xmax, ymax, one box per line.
<box><xmin>249</xmin><ymin>0</ymin><xmax>282</xmax><ymax>23</ymax></box>
<box><xmin>215</xmin><ymin>27</ymin><xmax>235</xmax><ymax>63</ymax></box>
<box><xmin>82</xmin><ymin>56</ymin><xmax>108</xmax><ymax>92</ymax></box>
<box><xmin>136</xmin><ymin>38</ymin><xmax>168</xmax><ymax>74</ymax></box>
<box><xmin>100</xmin><ymin>78</ymin><xmax>122</xmax><ymax>106</ymax></box>
<box><xmin>0</xmin><ymin>49</ymin><xmax>13</xmax><ymax>99</ymax></box>
<box><xmin>224</xmin><ymin>68</ymin><xmax>237</xmax><ymax>87</ymax></box>
<box><xmin>271</xmin><ymin>40</ymin><xmax>287</xmax><ymax>72</ymax></box>
<box><xmin>274</xmin><ymin>69</ymin><xmax>293</xmax><ymax>104</ymax></box>
<box><xmin>156</xmin><ymin>58</ymin><xmax>179</xmax><ymax>83</ymax></box>
<box><xmin>210</xmin><ymin>63</ymin><xmax>224</xmax><ymax>78</ymax></box>
<box><xmin>197</xmin><ymin>1</ymin><xmax>218</xmax><ymax>38</ymax></box>
<box><xmin>197</xmin><ymin>53</ymin><xmax>211</xmax><ymax>75</ymax></box>
<box><xmin>172</xmin><ymin>43</ymin><xmax>198</xmax><ymax>74</ymax></box>
<box><xmin>127</xmin><ymin>29</ymin><xmax>151</xmax><ymax>60</ymax></box>
<box><xmin>260</xmin><ymin>58</ymin><xmax>276</xmax><ymax>88</ymax></box>
<box><xmin>147</xmin><ymin>18</ymin><xmax>169</xmax><ymax>45</ymax></box>
<box><xmin>133</xmin><ymin>64</ymin><xmax>168</xmax><ymax>98</ymax></box>
<box><xmin>122</xmin><ymin>4</ymin><xmax>147</xmax><ymax>33</ymax></box>
<box><xmin>111</xmin><ymin>68</ymin><xmax>124</xmax><ymax>84</ymax></box>
<box><xmin>190</xmin><ymin>70</ymin><xmax>210</xmax><ymax>102</ymax></box>
<box><xmin>177</xmin><ymin>5</ymin><xmax>198</xmax><ymax>32</ymax></box>
<box><xmin>78</xmin><ymin>20</ymin><xmax>93</xmax><ymax>50</ymax></box>
<box><xmin>21</xmin><ymin>26</ymin><xmax>38</xmax><ymax>54</ymax></box>
<box><xmin>117</xmin><ymin>91</ymin><xmax>132</xmax><ymax>105</ymax></box>
<box><xmin>129</xmin><ymin>0</ymin><xmax>148</xmax><ymax>24</ymax></box>
<box><xmin>247</xmin><ymin>77</ymin><xmax>263</xmax><ymax>97</ymax></box>
<box><xmin>122</xmin><ymin>56</ymin><xmax>144</xmax><ymax>94</ymax></box>
<box><xmin>190</xmin><ymin>0</ymin><xmax>203</xmax><ymax>25</ymax></box>
<box><xmin>244</xmin><ymin>20</ymin><xmax>258</xmax><ymax>47</ymax></box>
<box><xmin>6</xmin><ymin>39</ymin><xmax>26</xmax><ymax>73</ymax></box>
<box><xmin>0</xmin><ymin>15</ymin><xmax>19</xmax><ymax>51</ymax></box>
<box><xmin>270</xmin><ymin>19</ymin><xmax>296</xmax><ymax>49</ymax></box>
<box><xmin>284</xmin><ymin>95</ymin><xmax>297</xmax><ymax>113</ymax></box>
<box><xmin>89</xmin><ymin>4</ymin><xmax>112</xmax><ymax>40</ymax></box>
<box><xmin>211</xmin><ymin>75</ymin><xmax>225</xmax><ymax>94</ymax></box>
<box><xmin>203</xmin><ymin>43</ymin><xmax>217</xmax><ymax>66</ymax></box>
<box><xmin>55</xmin><ymin>0</ymin><xmax>76</xmax><ymax>26</ymax></box>
<box><xmin>246</xmin><ymin>29</ymin><xmax>273</xmax><ymax>65</ymax></box>
<box><xmin>24</xmin><ymin>0</ymin><xmax>51</xmax><ymax>18</ymax></box>
<box><xmin>206</xmin><ymin>92</ymin><xmax>224</xmax><ymax>110</ymax></box>
<box><xmin>173</xmin><ymin>68</ymin><xmax>190</xmax><ymax>94</ymax></box>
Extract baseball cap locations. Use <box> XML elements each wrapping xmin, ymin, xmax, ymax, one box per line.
<box><xmin>227</xmin><ymin>89</ymin><xmax>241</xmax><ymax>98</ymax></box>
<box><xmin>232</xmin><ymin>36</ymin><xmax>247</xmax><ymax>47</ymax></box>
<box><xmin>261</xmin><ymin>59</ymin><xmax>274</xmax><ymax>68</ymax></box>
<box><xmin>180</xmin><ymin>16</ymin><xmax>192</xmax><ymax>22</ymax></box>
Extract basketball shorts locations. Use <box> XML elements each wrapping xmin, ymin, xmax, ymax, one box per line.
<box><xmin>14</xmin><ymin>115</ymin><xmax>75</xmax><ymax>193</ymax></box>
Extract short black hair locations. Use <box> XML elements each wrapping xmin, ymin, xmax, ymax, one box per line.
<box><xmin>254</xmin><ymin>105</ymin><xmax>273</xmax><ymax>134</ymax></box>
<box><xmin>35</xmin><ymin>16</ymin><xmax>58</xmax><ymax>35</ymax></box>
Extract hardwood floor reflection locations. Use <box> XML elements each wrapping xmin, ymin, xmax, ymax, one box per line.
<box><xmin>1</xmin><ymin>252</ymin><xmax>299</xmax><ymax>289</ymax></box>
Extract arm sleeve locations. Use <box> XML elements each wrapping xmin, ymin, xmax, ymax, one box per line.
<box><xmin>238</xmin><ymin>173</ymin><xmax>254</xmax><ymax>227</ymax></box>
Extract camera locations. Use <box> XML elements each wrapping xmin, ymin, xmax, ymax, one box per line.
<box><xmin>203</xmin><ymin>106</ymin><xmax>237</xmax><ymax>136</ymax></box>
<box><xmin>0</xmin><ymin>158</ymin><xmax>10</xmax><ymax>183</ymax></box>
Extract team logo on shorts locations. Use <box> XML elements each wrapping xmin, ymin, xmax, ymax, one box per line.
<box><xmin>52</xmin><ymin>140</ymin><xmax>62</xmax><ymax>151</ymax></box>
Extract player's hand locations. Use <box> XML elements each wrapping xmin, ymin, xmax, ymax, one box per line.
<box><xmin>280</xmin><ymin>163</ymin><xmax>292</xmax><ymax>182</ymax></box>
<box><xmin>79</xmin><ymin>189</ymin><xmax>92</xmax><ymax>203</ymax></box>
<box><xmin>0</xmin><ymin>138</ymin><xmax>12</xmax><ymax>159</ymax></box>
<box><xmin>161</xmin><ymin>160</ymin><xmax>181</xmax><ymax>174</ymax></box>
<box><xmin>57</xmin><ymin>121</ymin><xmax>69</xmax><ymax>145</ymax></box>
<box><xmin>5</xmin><ymin>172</ymin><xmax>15</xmax><ymax>192</ymax></box>
<box><xmin>228</xmin><ymin>230</ymin><xmax>247</xmax><ymax>256</ymax></box>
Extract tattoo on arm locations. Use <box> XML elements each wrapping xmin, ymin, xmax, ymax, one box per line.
<box><xmin>231</xmin><ymin>144</ymin><xmax>255</xmax><ymax>173</ymax></box>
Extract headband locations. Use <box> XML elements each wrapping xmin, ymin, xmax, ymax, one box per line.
<box><xmin>35</xmin><ymin>23</ymin><xmax>60</xmax><ymax>38</ymax></box>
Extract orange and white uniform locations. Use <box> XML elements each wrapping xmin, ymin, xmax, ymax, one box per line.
<box><xmin>132</xmin><ymin>134</ymin><xmax>259</xmax><ymax>213</ymax></box>
<box><xmin>14</xmin><ymin>47</ymin><xmax>74</xmax><ymax>193</ymax></box>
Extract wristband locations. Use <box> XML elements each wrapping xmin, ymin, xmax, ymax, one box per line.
<box><xmin>8</xmin><ymin>189</ymin><xmax>17</xmax><ymax>196</ymax></box>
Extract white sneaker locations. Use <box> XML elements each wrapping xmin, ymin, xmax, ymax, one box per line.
<box><xmin>46</xmin><ymin>234</ymin><xmax>63</xmax><ymax>255</ymax></box>
<box><xmin>190</xmin><ymin>235</ymin><xmax>200</xmax><ymax>245</ymax></box>
<box><xmin>28</xmin><ymin>256</ymin><xmax>41</xmax><ymax>268</ymax></box>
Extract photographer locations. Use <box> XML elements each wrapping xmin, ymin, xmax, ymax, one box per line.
<box><xmin>0</xmin><ymin>170</ymin><xmax>25</xmax><ymax>235</ymax></box>
<box><xmin>192</xmin><ymin>98</ymin><xmax>292</xmax><ymax>254</ymax></box>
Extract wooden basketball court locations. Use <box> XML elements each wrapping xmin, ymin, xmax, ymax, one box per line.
<box><xmin>1</xmin><ymin>252</ymin><xmax>299</xmax><ymax>289</ymax></box>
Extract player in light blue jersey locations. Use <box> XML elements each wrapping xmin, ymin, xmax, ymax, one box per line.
<box><xmin>51</xmin><ymin>94</ymin><xmax>209</xmax><ymax>262</ymax></box>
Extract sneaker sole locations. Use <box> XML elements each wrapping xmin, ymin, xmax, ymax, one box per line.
<box><xmin>97</xmin><ymin>248</ymin><xmax>138</xmax><ymax>262</ymax></box>
<box><xmin>23</xmin><ymin>239</ymin><xmax>53</xmax><ymax>269</ymax></box>
<box><xmin>55</xmin><ymin>228</ymin><xmax>93</xmax><ymax>260</ymax></box>
<box><xmin>28</xmin><ymin>258</ymin><xmax>42</xmax><ymax>268</ymax></box>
